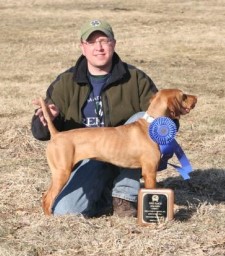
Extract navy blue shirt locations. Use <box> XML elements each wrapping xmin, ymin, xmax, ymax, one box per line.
<box><xmin>82</xmin><ymin>74</ymin><xmax>111</xmax><ymax>127</ymax></box>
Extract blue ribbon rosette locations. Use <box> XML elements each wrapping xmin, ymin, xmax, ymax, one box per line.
<box><xmin>149</xmin><ymin>117</ymin><xmax>193</xmax><ymax>180</ymax></box>
<box><xmin>149</xmin><ymin>117</ymin><xmax>177</xmax><ymax>145</ymax></box>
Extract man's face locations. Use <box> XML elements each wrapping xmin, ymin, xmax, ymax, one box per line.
<box><xmin>80</xmin><ymin>31</ymin><xmax>116</xmax><ymax>73</ymax></box>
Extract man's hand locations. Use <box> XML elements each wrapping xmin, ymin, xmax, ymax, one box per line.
<box><xmin>32</xmin><ymin>99</ymin><xmax>59</xmax><ymax>126</ymax></box>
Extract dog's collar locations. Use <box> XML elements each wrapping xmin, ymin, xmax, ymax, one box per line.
<box><xmin>142</xmin><ymin>112</ymin><xmax>155</xmax><ymax>123</ymax></box>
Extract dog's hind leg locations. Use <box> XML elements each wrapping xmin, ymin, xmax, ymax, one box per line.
<box><xmin>42</xmin><ymin>166</ymin><xmax>72</xmax><ymax>215</ymax></box>
<box><xmin>42</xmin><ymin>142</ymin><xmax>75</xmax><ymax>215</ymax></box>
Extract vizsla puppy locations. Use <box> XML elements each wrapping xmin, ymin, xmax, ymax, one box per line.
<box><xmin>38</xmin><ymin>89</ymin><xmax>197</xmax><ymax>215</ymax></box>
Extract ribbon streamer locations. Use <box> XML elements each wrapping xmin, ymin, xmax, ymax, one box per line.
<box><xmin>159</xmin><ymin>140</ymin><xmax>192</xmax><ymax>180</ymax></box>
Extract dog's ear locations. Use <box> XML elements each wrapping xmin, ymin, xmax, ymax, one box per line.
<box><xmin>167</xmin><ymin>97</ymin><xmax>181</xmax><ymax>119</ymax></box>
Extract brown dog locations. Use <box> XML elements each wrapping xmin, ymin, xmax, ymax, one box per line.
<box><xmin>38</xmin><ymin>89</ymin><xmax>197</xmax><ymax>215</ymax></box>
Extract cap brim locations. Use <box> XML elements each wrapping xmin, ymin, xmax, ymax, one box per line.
<box><xmin>81</xmin><ymin>28</ymin><xmax>113</xmax><ymax>41</ymax></box>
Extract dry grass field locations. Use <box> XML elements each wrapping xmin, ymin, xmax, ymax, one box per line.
<box><xmin>0</xmin><ymin>0</ymin><xmax>225</xmax><ymax>255</ymax></box>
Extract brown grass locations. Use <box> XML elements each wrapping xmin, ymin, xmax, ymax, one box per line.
<box><xmin>0</xmin><ymin>0</ymin><xmax>225</xmax><ymax>255</ymax></box>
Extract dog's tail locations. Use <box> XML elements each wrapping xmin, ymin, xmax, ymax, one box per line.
<box><xmin>39</xmin><ymin>97</ymin><xmax>58</xmax><ymax>137</ymax></box>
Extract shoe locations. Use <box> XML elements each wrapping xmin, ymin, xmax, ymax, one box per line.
<box><xmin>113</xmin><ymin>197</ymin><xmax>137</xmax><ymax>217</ymax></box>
<box><xmin>94</xmin><ymin>205</ymin><xmax>113</xmax><ymax>218</ymax></box>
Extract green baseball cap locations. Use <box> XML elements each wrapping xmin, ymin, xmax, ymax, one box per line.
<box><xmin>80</xmin><ymin>20</ymin><xmax>114</xmax><ymax>41</ymax></box>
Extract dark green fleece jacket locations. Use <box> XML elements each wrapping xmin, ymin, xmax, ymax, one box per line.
<box><xmin>31</xmin><ymin>53</ymin><xmax>158</xmax><ymax>140</ymax></box>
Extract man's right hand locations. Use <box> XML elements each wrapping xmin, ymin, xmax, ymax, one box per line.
<box><xmin>32</xmin><ymin>99</ymin><xmax>59</xmax><ymax>126</ymax></box>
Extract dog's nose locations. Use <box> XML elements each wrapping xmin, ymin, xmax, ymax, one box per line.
<box><xmin>191</xmin><ymin>96</ymin><xmax>197</xmax><ymax>108</ymax></box>
<box><xmin>194</xmin><ymin>96</ymin><xmax>197</xmax><ymax>104</ymax></box>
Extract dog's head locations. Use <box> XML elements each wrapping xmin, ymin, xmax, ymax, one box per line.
<box><xmin>167</xmin><ymin>89</ymin><xmax>197</xmax><ymax>119</ymax></box>
<box><xmin>151</xmin><ymin>89</ymin><xmax>197</xmax><ymax>119</ymax></box>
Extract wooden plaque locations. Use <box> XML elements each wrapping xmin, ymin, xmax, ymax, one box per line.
<box><xmin>137</xmin><ymin>188</ymin><xmax>174</xmax><ymax>225</ymax></box>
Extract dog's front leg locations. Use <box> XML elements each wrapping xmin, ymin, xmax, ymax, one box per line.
<box><xmin>141</xmin><ymin>164</ymin><xmax>157</xmax><ymax>189</ymax></box>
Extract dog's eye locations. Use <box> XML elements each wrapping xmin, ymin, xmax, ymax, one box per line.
<box><xmin>182</xmin><ymin>94</ymin><xmax>187</xmax><ymax>101</ymax></box>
